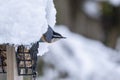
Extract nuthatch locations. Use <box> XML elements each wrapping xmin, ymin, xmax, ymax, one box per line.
<box><xmin>39</xmin><ymin>25</ymin><xmax>66</xmax><ymax>43</ymax></box>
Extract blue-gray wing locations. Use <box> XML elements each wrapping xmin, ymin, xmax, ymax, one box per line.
<box><xmin>43</xmin><ymin>26</ymin><xmax>53</xmax><ymax>43</ymax></box>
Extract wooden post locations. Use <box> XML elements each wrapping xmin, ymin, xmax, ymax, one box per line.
<box><xmin>6</xmin><ymin>45</ymin><xmax>23</xmax><ymax>80</ymax></box>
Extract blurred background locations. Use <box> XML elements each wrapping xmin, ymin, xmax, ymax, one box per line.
<box><xmin>35</xmin><ymin>0</ymin><xmax>120</xmax><ymax>80</ymax></box>
<box><xmin>54</xmin><ymin>0</ymin><xmax>120</xmax><ymax>48</ymax></box>
<box><xmin>36</xmin><ymin>0</ymin><xmax>120</xmax><ymax>80</ymax></box>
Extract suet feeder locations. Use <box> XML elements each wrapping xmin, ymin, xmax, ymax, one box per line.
<box><xmin>0</xmin><ymin>45</ymin><xmax>7</xmax><ymax>73</ymax></box>
<box><xmin>16</xmin><ymin>42</ymin><xmax>39</xmax><ymax>78</ymax></box>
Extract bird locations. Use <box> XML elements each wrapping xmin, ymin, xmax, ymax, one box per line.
<box><xmin>39</xmin><ymin>25</ymin><xmax>66</xmax><ymax>43</ymax></box>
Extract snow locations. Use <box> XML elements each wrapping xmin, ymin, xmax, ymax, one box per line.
<box><xmin>0</xmin><ymin>0</ymin><xmax>56</xmax><ymax>55</ymax></box>
<box><xmin>0</xmin><ymin>0</ymin><xmax>56</xmax><ymax>45</ymax></box>
<box><xmin>38</xmin><ymin>43</ymin><xmax>51</xmax><ymax>56</ymax></box>
<box><xmin>38</xmin><ymin>26</ymin><xmax>120</xmax><ymax>80</ymax></box>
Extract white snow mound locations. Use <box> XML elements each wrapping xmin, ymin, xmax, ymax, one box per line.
<box><xmin>0</xmin><ymin>0</ymin><xmax>56</xmax><ymax>45</ymax></box>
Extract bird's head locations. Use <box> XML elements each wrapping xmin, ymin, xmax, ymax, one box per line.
<box><xmin>39</xmin><ymin>25</ymin><xmax>66</xmax><ymax>43</ymax></box>
<box><xmin>51</xmin><ymin>32</ymin><xmax>66</xmax><ymax>43</ymax></box>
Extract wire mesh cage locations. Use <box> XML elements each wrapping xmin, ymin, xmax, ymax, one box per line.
<box><xmin>16</xmin><ymin>42</ymin><xmax>39</xmax><ymax>77</ymax></box>
<box><xmin>0</xmin><ymin>45</ymin><xmax>7</xmax><ymax>73</ymax></box>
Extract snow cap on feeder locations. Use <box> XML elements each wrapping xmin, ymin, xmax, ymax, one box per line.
<box><xmin>0</xmin><ymin>0</ymin><xmax>56</xmax><ymax>45</ymax></box>
<box><xmin>0</xmin><ymin>0</ymin><xmax>57</xmax><ymax>56</ymax></box>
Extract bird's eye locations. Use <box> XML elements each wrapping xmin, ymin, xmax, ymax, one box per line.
<box><xmin>51</xmin><ymin>38</ymin><xmax>60</xmax><ymax>42</ymax></box>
